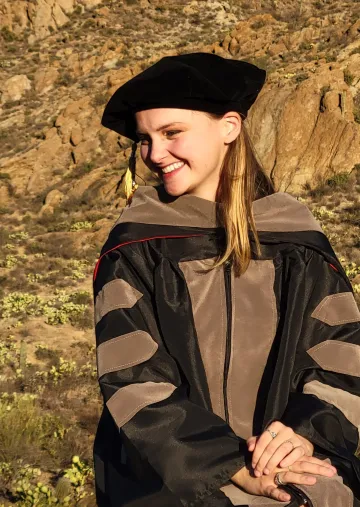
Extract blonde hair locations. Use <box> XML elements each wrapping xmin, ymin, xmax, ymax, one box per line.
<box><xmin>209</xmin><ymin>112</ymin><xmax>275</xmax><ymax>277</ymax></box>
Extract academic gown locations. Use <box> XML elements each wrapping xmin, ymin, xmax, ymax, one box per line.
<box><xmin>92</xmin><ymin>184</ymin><xmax>360</xmax><ymax>507</ymax></box>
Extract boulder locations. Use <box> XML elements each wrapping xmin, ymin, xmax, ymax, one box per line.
<box><xmin>34</xmin><ymin>67</ymin><xmax>60</xmax><ymax>94</ymax></box>
<box><xmin>0</xmin><ymin>75</ymin><xmax>31</xmax><ymax>104</ymax></box>
<box><xmin>247</xmin><ymin>63</ymin><xmax>360</xmax><ymax>191</ymax></box>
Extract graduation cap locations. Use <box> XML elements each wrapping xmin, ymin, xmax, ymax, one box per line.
<box><xmin>101</xmin><ymin>52</ymin><xmax>266</xmax><ymax>202</ymax></box>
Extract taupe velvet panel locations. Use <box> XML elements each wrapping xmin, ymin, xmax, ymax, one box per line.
<box><xmin>303</xmin><ymin>380</ymin><xmax>360</xmax><ymax>453</ymax></box>
<box><xmin>113</xmin><ymin>185</ymin><xmax>324</xmax><ymax>233</ymax></box>
<box><xmin>228</xmin><ymin>260</ymin><xmax>277</xmax><ymax>439</ymax></box>
<box><xmin>311</xmin><ymin>292</ymin><xmax>360</xmax><ymax>326</ymax></box>
<box><xmin>252</xmin><ymin>192</ymin><xmax>323</xmax><ymax>233</ymax></box>
<box><xmin>297</xmin><ymin>473</ymin><xmax>354</xmax><ymax>507</ymax></box>
<box><xmin>95</xmin><ymin>278</ymin><xmax>143</xmax><ymax>325</ymax></box>
<box><xmin>97</xmin><ymin>331</ymin><xmax>158</xmax><ymax>379</ymax></box>
<box><xmin>114</xmin><ymin>185</ymin><xmax>219</xmax><ymax>229</ymax></box>
<box><xmin>220</xmin><ymin>483</ymin><xmax>290</xmax><ymax>505</ymax></box>
<box><xmin>307</xmin><ymin>340</ymin><xmax>360</xmax><ymax>377</ymax></box>
<box><xmin>179</xmin><ymin>257</ymin><xmax>227</xmax><ymax>420</ymax></box>
<box><xmin>107</xmin><ymin>381</ymin><xmax>176</xmax><ymax>428</ymax></box>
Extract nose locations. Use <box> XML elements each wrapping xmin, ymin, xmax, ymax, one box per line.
<box><xmin>147</xmin><ymin>138</ymin><xmax>169</xmax><ymax>166</ymax></box>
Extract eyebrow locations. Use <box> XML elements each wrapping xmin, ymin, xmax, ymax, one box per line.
<box><xmin>135</xmin><ymin>122</ymin><xmax>186</xmax><ymax>136</ymax></box>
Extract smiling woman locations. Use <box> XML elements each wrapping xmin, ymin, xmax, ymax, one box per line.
<box><xmin>135</xmin><ymin>109</ymin><xmax>234</xmax><ymax>200</ymax></box>
<box><xmin>94</xmin><ymin>52</ymin><xmax>360</xmax><ymax>507</ymax></box>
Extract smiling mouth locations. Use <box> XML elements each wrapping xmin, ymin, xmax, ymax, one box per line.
<box><xmin>161</xmin><ymin>161</ymin><xmax>185</xmax><ymax>174</ymax></box>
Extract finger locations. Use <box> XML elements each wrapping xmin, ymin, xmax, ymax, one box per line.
<box><xmin>281</xmin><ymin>471</ymin><xmax>317</xmax><ymax>486</ymax></box>
<box><xmin>251</xmin><ymin>433</ymin><xmax>275</xmax><ymax>472</ymax></box>
<box><xmin>254</xmin><ymin>428</ymin><xmax>294</xmax><ymax>476</ymax></box>
<box><xmin>285</xmin><ymin>460</ymin><xmax>337</xmax><ymax>478</ymax></box>
<box><xmin>247</xmin><ymin>436</ymin><xmax>257</xmax><ymax>452</ymax></box>
<box><xmin>297</xmin><ymin>435</ymin><xmax>314</xmax><ymax>456</ymax></box>
<box><xmin>264</xmin><ymin>444</ymin><xmax>304</xmax><ymax>475</ymax></box>
<box><xmin>265</xmin><ymin>485</ymin><xmax>291</xmax><ymax>503</ymax></box>
<box><xmin>252</xmin><ymin>422</ymin><xmax>287</xmax><ymax>471</ymax></box>
<box><xmin>293</xmin><ymin>455</ymin><xmax>337</xmax><ymax>472</ymax></box>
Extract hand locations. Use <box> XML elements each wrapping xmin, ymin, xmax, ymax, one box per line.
<box><xmin>231</xmin><ymin>458</ymin><xmax>336</xmax><ymax>503</ymax></box>
<box><xmin>247</xmin><ymin>421</ymin><xmax>315</xmax><ymax>477</ymax></box>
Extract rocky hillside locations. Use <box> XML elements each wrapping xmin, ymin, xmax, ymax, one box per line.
<box><xmin>0</xmin><ymin>0</ymin><xmax>359</xmax><ymax>505</ymax></box>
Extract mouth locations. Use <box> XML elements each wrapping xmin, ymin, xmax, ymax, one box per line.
<box><xmin>160</xmin><ymin>161</ymin><xmax>185</xmax><ymax>179</ymax></box>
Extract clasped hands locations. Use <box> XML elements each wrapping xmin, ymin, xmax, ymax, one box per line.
<box><xmin>231</xmin><ymin>421</ymin><xmax>337</xmax><ymax>504</ymax></box>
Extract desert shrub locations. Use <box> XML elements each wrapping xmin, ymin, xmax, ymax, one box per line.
<box><xmin>93</xmin><ymin>92</ymin><xmax>108</xmax><ymax>106</ymax></box>
<box><xmin>0</xmin><ymin>228</ymin><xmax>10</xmax><ymax>248</ymax></box>
<box><xmin>56</xmin><ymin>71</ymin><xmax>75</xmax><ymax>87</ymax></box>
<box><xmin>344</xmin><ymin>69</ymin><xmax>354</xmax><ymax>86</ymax></box>
<box><xmin>0</xmin><ymin>290</ymin><xmax>91</xmax><ymax>326</ymax></box>
<box><xmin>70</xmin><ymin>221</ymin><xmax>93</xmax><ymax>232</ymax></box>
<box><xmin>0</xmin><ymin>393</ymin><xmax>95</xmax><ymax>503</ymax></box>
<box><xmin>66</xmin><ymin>161</ymin><xmax>95</xmax><ymax>179</ymax></box>
<box><xmin>299</xmin><ymin>42</ymin><xmax>313</xmax><ymax>50</ymax></box>
<box><xmin>326</xmin><ymin>171</ymin><xmax>351</xmax><ymax>188</ymax></box>
<box><xmin>295</xmin><ymin>72</ymin><xmax>309</xmax><ymax>83</ymax></box>
<box><xmin>1</xmin><ymin>26</ymin><xmax>16</xmax><ymax>42</ymax></box>
<box><xmin>354</xmin><ymin>91</ymin><xmax>360</xmax><ymax>124</ymax></box>
<box><xmin>0</xmin><ymin>393</ymin><xmax>62</xmax><ymax>462</ymax></box>
<box><xmin>35</xmin><ymin>344</ymin><xmax>61</xmax><ymax>363</ymax></box>
<box><xmin>250</xmin><ymin>19</ymin><xmax>267</xmax><ymax>29</ymax></box>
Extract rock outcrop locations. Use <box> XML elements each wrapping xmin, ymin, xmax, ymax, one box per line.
<box><xmin>0</xmin><ymin>74</ymin><xmax>31</xmax><ymax>103</ymax></box>
<box><xmin>247</xmin><ymin>61</ymin><xmax>360</xmax><ymax>191</ymax></box>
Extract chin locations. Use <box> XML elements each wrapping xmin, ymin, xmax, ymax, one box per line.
<box><xmin>163</xmin><ymin>181</ymin><xmax>191</xmax><ymax>197</ymax></box>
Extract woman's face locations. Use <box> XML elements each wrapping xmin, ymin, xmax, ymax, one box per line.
<box><xmin>135</xmin><ymin>108</ymin><xmax>240</xmax><ymax>201</ymax></box>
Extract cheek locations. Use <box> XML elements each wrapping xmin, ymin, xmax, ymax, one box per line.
<box><xmin>171</xmin><ymin>136</ymin><xmax>198</xmax><ymax>164</ymax></box>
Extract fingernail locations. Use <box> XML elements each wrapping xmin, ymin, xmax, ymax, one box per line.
<box><xmin>281</xmin><ymin>494</ymin><xmax>291</xmax><ymax>501</ymax></box>
<box><xmin>264</xmin><ymin>468</ymin><xmax>269</xmax><ymax>475</ymax></box>
<box><xmin>306</xmin><ymin>476</ymin><xmax>316</xmax><ymax>484</ymax></box>
<box><xmin>252</xmin><ymin>462</ymin><xmax>256</xmax><ymax>469</ymax></box>
<box><xmin>254</xmin><ymin>470</ymin><xmax>261</xmax><ymax>477</ymax></box>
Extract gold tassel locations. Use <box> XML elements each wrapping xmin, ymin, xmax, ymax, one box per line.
<box><xmin>124</xmin><ymin>142</ymin><xmax>138</xmax><ymax>205</ymax></box>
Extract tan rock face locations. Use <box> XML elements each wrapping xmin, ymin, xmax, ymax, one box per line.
<box><xmin>77</xmin><ymin>0</ymin><xmax>102</xmax><ymax>7</ymax></box>
<box><xmin>0</xmin><ymin>75</ymin><xmax>32</xmax><ymax>104</ymax></box>
<box><xmin>247</xmin><ymin>63</ymin><xmax>360</xmax><ymax>191</ymax></box>
<box><xmin>0</xmin><ymin>0</ymin><xmax>103</xmax><ymax>42</ymax></box>
<box><xmin>34</xmin><ymin>67</ymin><xmax>60</xmax><ymax>94</ymax></box>
<box><xmin>27</xmin><ymin>0</ymin><xmax>72</xmax><ymax>43</ymax></box>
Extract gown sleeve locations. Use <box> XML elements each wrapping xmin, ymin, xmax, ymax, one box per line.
<box><xmin>280</xmin><ymin>248</ymin><xmax>360</xmax><ymax>488</ymax></box>
<box><xmin>93</xmin><ymin>239</ymin><xmax>246</xmax><ymax>507</ymax></box>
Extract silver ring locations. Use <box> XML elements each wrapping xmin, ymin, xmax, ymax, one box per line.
<box><xmin>274</xmin><ymin>472</ymin><xmax>286</xmax><ymax>486</ymax></box>
<box><xmin>284</xmin><ymin>439</ymin><xmax>295</xmax><ymax>451</ymax></box>
<box><xmin>266</xmin><ymin>429</ymin><xmax>277</xmax><ymax>439</ymax></box>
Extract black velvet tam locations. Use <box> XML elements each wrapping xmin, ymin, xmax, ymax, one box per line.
<box><xmin>101</xmin><ymin>52</ymin><xmax>266</xmax><ymax>141</ymax></box>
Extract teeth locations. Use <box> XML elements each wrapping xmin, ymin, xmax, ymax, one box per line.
<box><xmin>162</xmin><ymin>162</ymin><xmax>184</xmax><ymax>174</ymax></box>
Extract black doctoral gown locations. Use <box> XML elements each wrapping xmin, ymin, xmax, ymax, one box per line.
<box><xmin>93</xmin><ymin>184</ymin><xmax>360</xmax><ymax>507</ymax></box>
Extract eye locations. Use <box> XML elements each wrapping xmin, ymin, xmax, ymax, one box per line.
<box><xmin>164</xmin><ymin>130</ymin><xmax>181</xmax><ymax>138</ymax></box>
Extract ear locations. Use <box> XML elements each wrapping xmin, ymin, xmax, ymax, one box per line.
<box><xmin>221</xmin><ymin>112</ymin><xmax>242</xmax><ymax>144</ymax></box>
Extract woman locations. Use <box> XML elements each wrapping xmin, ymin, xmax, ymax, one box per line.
<box><xmin>93</xmin><ymin>53</ymin><xmax>360</xmax><ymax>506</ymax></box>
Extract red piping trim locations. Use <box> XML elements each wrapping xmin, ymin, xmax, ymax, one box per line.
<box><xmin>93</xmin><ymin>233</ymin><xmax>205</xmax><ymax>281</ymax></box>
<box><xmin>329</xmin><ymin>263</ymin><xmax>338</xmax><ymax>272</ymax></box>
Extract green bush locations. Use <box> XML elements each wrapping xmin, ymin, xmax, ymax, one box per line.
<box><xmin>1</xmin><ymin>26</ymin><xmax>16</xmax><ymax>42</ymax></box>
<box><xmin>344</xmin><ymin>69</ymin><xmax>354</xmax><ymax>86</ymax></box>
<box><xmin>326</xmin><ymin>172</ymin><xmax>350</xmax><ymax>188</ymax></box>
